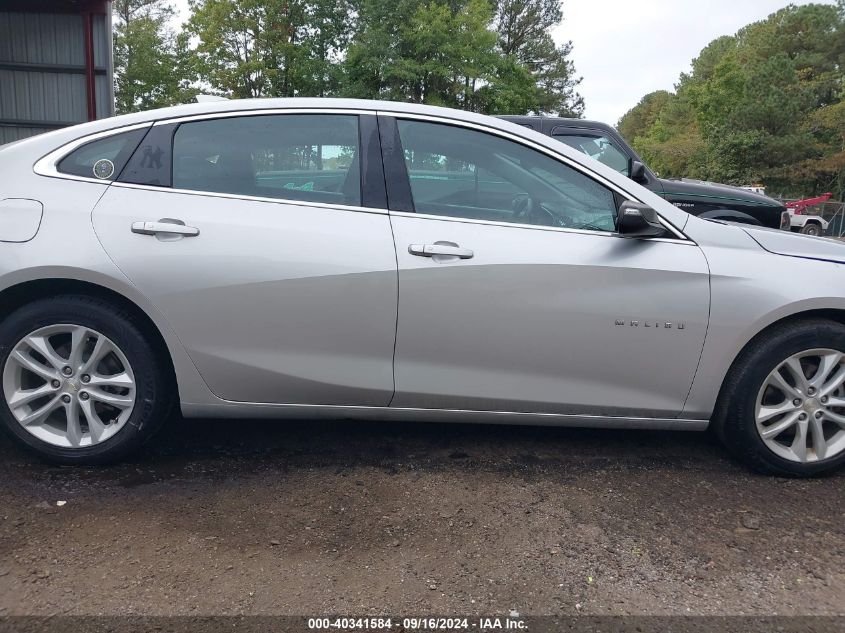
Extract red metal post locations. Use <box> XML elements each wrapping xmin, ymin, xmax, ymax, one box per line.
<box><xmin>83</xmin><ymin>11</ymin><xmax>96</xmax><ymax>120</ymax></box>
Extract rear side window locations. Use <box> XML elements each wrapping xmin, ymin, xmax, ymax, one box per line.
<box><xmin>171</xmin><ymin>114</ymin><xmax>361</xmax><ymax>206</ymax></box>
<box><xmin>57</xmin><ymin>128</ymin><xmax>149</xmax><ymax>180</ymax></box>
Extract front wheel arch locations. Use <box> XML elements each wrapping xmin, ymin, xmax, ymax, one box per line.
<box><xmin>711</xmin><ymin>309</ymin><xmax>845</xmax><ymax>436</ymax></box>
<box><xmin>711</xmin><ymin>315</ymin><xmax>845</xmax><ymax>475</ymax></box>
<box><xmin>714</xmin><ymin>309</ymin><xmax>845</xmax><ymax>407</ymax></box>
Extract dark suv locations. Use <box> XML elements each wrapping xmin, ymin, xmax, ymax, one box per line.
<box><xmin>500</xmin><ymin>116</ymin><xmax>789</xmax><ymax>230</ymax></box>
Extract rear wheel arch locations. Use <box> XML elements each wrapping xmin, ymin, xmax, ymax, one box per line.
<box><xmin>0</xmin><ymin>278</ymin><xmax>178</xmax><ymax>399</ymax></box>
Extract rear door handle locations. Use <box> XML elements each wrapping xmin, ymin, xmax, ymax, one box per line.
<box><xmin>131</xmin><ymin>220</ymin><xmax>199</xmax><ymax>237</ymax></box>
<box><xmin>408</xmin><ymin>243</ymin><xmax>474</xmax><ymax>259</ymax></box>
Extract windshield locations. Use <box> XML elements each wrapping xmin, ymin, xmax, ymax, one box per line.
<box><xmin>554</xmin><ymin>134</ymin><xmax>630</xmax><ymax>176</ymax></box>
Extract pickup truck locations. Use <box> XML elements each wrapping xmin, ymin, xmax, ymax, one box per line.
<box><xmin>500</xmin><ymin>116</ymin><xmax>790</xmax><ymax>230</ymax></box>
<box><xmin>784</xmin><ymin>194</ymin><xmax>833</xmax><ymax>236</ymax></box>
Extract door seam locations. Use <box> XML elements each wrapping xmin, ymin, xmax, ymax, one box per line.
<box><xmin>386</xmin><ymin>212</ymin><xmax>400</xmax><ymax>407</ymax></box>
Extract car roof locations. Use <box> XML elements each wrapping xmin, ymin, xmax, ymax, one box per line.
<box><xmin>37</xmin><ymin>100</ymin><xmax>611</xmax><ymax>144</ymax></box>
<box><xmin>44</xmin><ymin>98</ymin><xmax>557</xmax><ymax>140</ymax></box>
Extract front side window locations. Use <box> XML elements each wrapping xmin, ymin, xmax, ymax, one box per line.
<box><xmin>57</xmin><ymin>127</ymin><xmax>148</xmax><ymax>180</ymax></box>
<box><xmin>172</xmin><ymin>114</ymin><xmax>361</xmax><ymax>206</ymax></box>
<box><xmin>397</xmin><ymin>120</ymin><xmax>618</xmax><ymax>232</ymax></box>
<box><xmin>553</xmin><ymin>133</ymin><xmax>630</xmax><ymax>177</ymax></box>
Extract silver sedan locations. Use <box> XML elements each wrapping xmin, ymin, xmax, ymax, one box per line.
<box><xmin>1</xmin><ymin>98</ymin><xmax>844</xmax><ymax>476</ymax></box>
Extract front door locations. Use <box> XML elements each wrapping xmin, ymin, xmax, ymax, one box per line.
<box><xmin>93</xmin><ymin>112</ymin><xmax>397</xmax><ymax>406</ymax></box>
<box><xmin>387</xmin><ymin>118</ymin><xmax>710</xmax><ymax>418</ymax></box>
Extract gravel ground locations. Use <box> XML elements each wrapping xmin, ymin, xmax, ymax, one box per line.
<box><xmin>0</xmin><ymin>418</ymin><xmax>843</xmax><ymax>617</ymax></box>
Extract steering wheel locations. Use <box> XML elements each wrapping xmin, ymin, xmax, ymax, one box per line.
<box><xmin>513</xmin><ymin>195</ymin><xmax>575</xmax><ymax>228</ymax></box>
<box><xmin>512</xmin><ymin>193</ymin><xmax>534</xmax><ymax>222</ymax></box>
<box><xmin>537</xmin><ymin>201</ymin><xmax>574</xmax><ymax>228</ymax></box>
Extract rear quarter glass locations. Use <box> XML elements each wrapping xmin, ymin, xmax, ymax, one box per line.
<box><xmin>57</xmin><ymin>128</ymin><xmax>149</xmax><ymax>181</ymax></box>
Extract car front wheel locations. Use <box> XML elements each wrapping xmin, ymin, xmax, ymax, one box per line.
<box><xmin>800</xmin><ymin>223</ymin><xmax>822</xmax><ymax>236</ymax></box>
<box><xmin>715</xmin><ymin>319</ymin><xmax>845</xmax><ymax>476</ymax></box>
<box><xmin>0</xmin><ymin>295</ymin><xmax>173</xmax><ymax>465</ymax></box>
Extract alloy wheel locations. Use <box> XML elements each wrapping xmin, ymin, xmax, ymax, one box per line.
<box><xmin>2</xmin><ymin>324</ymin><xmax>136</xmax><ymax>448</ymax></box>
<box><xmin>755</xmin><ymin>348</ymin><xmax>845</xmax><ymax>462</ymax></box>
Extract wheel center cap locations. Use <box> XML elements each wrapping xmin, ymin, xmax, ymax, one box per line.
<box><xmin>66</xmin><ymin>380</ymin><xmax>79</xmax><ymax>393</ymax></box>
<box><xmin>804</xmin><ymin>398</ymin><xmax>820</xmax><ymax>413</ymax></box>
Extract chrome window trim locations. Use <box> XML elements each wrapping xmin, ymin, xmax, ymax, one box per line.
<box><xmin>32</xmin><ymin>121</ymin><xmax>154</xmax><ymax>183</ymax></box>
<box><xmin>33</xmin><ymin>110</ymin><xmax>377</xmax><ymax>213</ymax></box>
<box><xmin>378</xmin><ymin>110</ymin><xmax>690</xmax><ymax>242</ymax></box>
<box><xmin>30</xmin><ymin>106</ymin><xmax>689</xmax><ymax>240</ymax></box>
<box><xmin>151</xmin><ymin>107</ymin><xmax>368</xmax><ymax>126</ymax></box>
<box><xmin>389</xmin><ymin>210</ymin><xmax>693</xmax><ymax>245</ymax></box>
<box><xmin>109</xmin><ymin>181</ymin><xmax>388</xmax><ymax>216</ymax></box>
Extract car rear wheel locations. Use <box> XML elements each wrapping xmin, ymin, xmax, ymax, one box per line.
<box><xmin>0</xmin><ymin>295</ymin><xmax>173</xmax><ymax>465</ymax></box>
<box><xmin>715</xmin><ymin>319</ymin><xmax>845</xmax><ymax>476</ymax></box>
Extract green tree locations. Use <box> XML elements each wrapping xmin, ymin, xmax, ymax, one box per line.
<box><xmin>619</xmin><ymin>89</ymin><xmax>706</xmax><ymax>179</ymax></box>
<box><xmin>186</xmin><ymin>0</ymin><xmax>303</xmax><ymax>98</ymax></box>
<box><xmin>342</xmin><ymin>0</ymin><xmax>579</xmax><ymax>115</ymax></box>
<box><xmin>299</xmin><ymin>0</ymin><xmax>357</xmax><ymax>97</ymax></box>
<box><xmin>186</xmin><ymin>0</ymin><xmax>355</xmax><ymax>98</ymax></box>
<box><xmin>618</xmin><ymin>3</ymin><xmax>845</xmax><ymax>197</ymax></box>
<box><xmin>113</xmin><ymin>0</ymin><xmax>194</xmax><ymax>113</ymax></box>
<box><xmin>173</xmin><ymin>0</ymin><xmax>583</xmax><ymax>116</ymax></box>
<box><xmin>494</xmin><ymin>0</ymin><xmax>583</xmax><ymax>116</ymax></box>
<box><xmin>618</xmin><ymin>90</ymin><xmax>672</xmax><ymax>142</ymax></box>
<box><xmin>343</xmin><ymin>0</ymin><xmax>503</xmax><ymax>110</ymax></box>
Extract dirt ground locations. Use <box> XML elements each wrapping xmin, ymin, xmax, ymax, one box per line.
<box><xmin>0</xmin><ymin>418</ymin><xmax>843</xmax><ymax>617</ymax></box>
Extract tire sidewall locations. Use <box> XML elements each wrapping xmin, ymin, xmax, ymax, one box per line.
<box><xmin>0</xmin><ymin>296</ymin><xmax>164</xmax><ymax>464</ymax></box>
<box><xmin>727</xmin><ymin>320</ymin><xmax>845</xmax><ymax>476</ymax></box>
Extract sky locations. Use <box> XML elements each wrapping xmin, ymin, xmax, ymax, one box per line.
<box><xmin>169</xmin><ymin>0</ymin><xmax>836</xmax><ymax>125</ymax></box>
<box><xmin>555</xmin><ymin>0</ymin><xmax>837</xmax><ymax>125</ymax></box>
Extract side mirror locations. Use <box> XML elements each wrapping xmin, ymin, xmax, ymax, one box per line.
<box><xmin>630</xmin><ymin>159</ymin><xmax>648</xmax><ymax>184</ymax></box>
<box><xmin>617</xmin><ymin>201</ymin><xmax>667</xmax><ymax>238</ymax></box>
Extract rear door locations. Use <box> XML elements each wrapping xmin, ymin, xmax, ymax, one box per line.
<box><xmin>383</xmin><ymin>115</ymin><xmax>710</xmax><ymax>418</ymax></box>
<box><xmin>92</xmin><ymin>111</ymin><xmax>398</xmax><ymax>406</ymax></box>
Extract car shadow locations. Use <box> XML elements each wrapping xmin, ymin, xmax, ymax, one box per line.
<box><xmin>0</xmin><ymin>415</ymin><xmax>779</xmax><ymax>486</ymax></box>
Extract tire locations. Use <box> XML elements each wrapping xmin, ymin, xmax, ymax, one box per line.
<box><xmin>713</xmin><ymin>318</ymin><xmax>845</xmax><ymax>477</ymax></box>
<box><xmin>0</xmin><ymin>294</ymin><xmax>173</xmax><ymax>465</ymax></box>
<box><xmin>800</xmin><ymin>223</ymin><xmax>822</xmax><ymax>236</ymax></box>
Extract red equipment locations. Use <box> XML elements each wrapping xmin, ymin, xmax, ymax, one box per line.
<box><xmin>788</xmin><ymin>193</ymin><xmax>833</xmax><ymax>215</ymax></box>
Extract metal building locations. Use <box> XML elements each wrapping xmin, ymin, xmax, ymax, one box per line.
<box><xmin>0</xmin><ymin>0</ymin><xmax>114</xmax><ymax>144</ymax></box>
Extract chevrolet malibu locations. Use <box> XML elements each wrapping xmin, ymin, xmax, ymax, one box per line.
<box><xmin>1</xmin><ymin>98</ymin><xmax>844</xmax><ymax>476</ymax></box>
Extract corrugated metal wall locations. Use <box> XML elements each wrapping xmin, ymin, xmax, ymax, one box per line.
<box><xmin>0</xmin><ymin>10</ymin><xmax>114</xmax><ymax>144</ymax></box>
<box><xmin>93</xmin><ymin>13</ymin><xmax>113</xmax><ymax>122</ymax></box>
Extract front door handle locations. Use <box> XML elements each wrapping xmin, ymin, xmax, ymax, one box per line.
<box><xmin>408</xmin><ymin>243</ymin><xmax>474</xmax><ymax>259</ymax></box>
<box><xmin>131</xmin><ymin>220</ymin><xmax>199</xmax><ymax>237</ymax></box>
